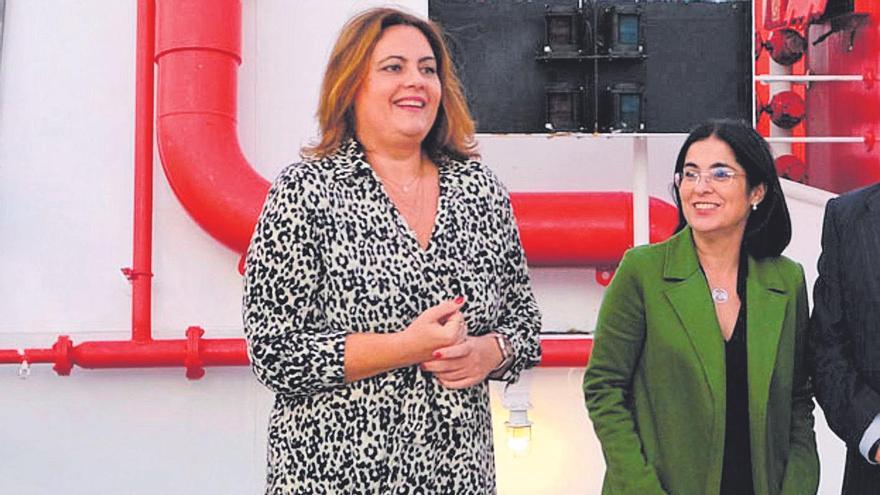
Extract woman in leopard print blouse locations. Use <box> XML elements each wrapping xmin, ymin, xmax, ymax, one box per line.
<box><xmin>243</xmin><ymin>8</ymin><xmax>541</xmax><ymax>494</ymax></box>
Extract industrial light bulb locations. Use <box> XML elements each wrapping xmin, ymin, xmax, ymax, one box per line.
<box><xmin>505</xmin><ymin>409</ymin><xmax>532</xmax><ymax>456</ymax></box>
<box><xmin>502</xmin><ymin>370</ymin><xmax>533</xmax><ymax>456</ymax></box>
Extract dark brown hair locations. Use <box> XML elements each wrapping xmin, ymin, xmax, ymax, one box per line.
<box><xmin>672</xmin><ymin>119</ymin><xmax>792</xmax><ymax>259</ymax></box>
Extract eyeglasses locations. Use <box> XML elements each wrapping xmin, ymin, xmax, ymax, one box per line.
<box><xmin>674</xmin><ymin>168</ymin><xmax>743</xmax><ymax>188</ymax></box>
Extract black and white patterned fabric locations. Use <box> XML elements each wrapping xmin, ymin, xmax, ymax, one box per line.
<box><xmin>242</xmin><ymin>139</ymin><xmax>542</xmax><ymax>494</ymax></box>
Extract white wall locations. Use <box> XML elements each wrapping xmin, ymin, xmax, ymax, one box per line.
<box><xmin>0</xmin><ymin>1</ymin><xmax>845</xmax><ymax>494</ymax></box>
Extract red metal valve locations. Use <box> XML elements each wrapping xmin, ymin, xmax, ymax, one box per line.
<box><xmin>764</xmin><ymin>28</ymin><xmax>807</xmax><ymax>66</ymax></box>
<box><xmin>775</xmin><ymin>154</ymin><xmax>807</xmax><ymax>183</ymax></box>
<box><xmin>765</xmin><ymin>90</ymin><xmax>805</xmax><ymax>129</ymax></box>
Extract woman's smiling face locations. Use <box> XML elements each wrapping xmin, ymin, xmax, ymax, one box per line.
<box><xmin>678</xmin><ymin>135</ymin><xmax>765</xmax><ymax>239</ymax></box>
<box><xmin>353</xmin><ymin>25</ymin><xmax>442</xmax><ymax>149</ymax></box>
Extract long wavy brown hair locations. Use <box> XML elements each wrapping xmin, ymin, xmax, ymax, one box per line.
<box><xmin>302</xmin><ymin>8</ymin><xmax>477</xmax><ymax>160</ymax></box>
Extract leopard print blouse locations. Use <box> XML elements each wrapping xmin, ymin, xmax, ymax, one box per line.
<box><xmin>242</xmin><ymin>139</ymin><xmax>542</xmax><ymax>494</ymax></box>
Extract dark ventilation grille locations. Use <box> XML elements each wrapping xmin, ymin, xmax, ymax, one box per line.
<box><xmin>430</xmin><ymin>0</ymin><xmax>750</xmax><ymax>133</ymax></box>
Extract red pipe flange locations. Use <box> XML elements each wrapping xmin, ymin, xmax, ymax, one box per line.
<box><xmin>775</xmin><ymin>154</ymin><xmax>807</xmax><ymax>182</ymax></box>
<box><xmin>51</xmin><ymin>336</ymin><xmax>74</xmax><ymax>375</ymax></box>
<box><xmin>184</xmin><ymin>326</ymin><xmax>206</xmax><ymax>380</ymax></box>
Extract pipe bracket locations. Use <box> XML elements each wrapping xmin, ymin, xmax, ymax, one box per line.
<box><xmin>121</xmin><ymin>267</ymin><xmax>154</xmax><ymax>281</ymax></box>
<box><xmin>185</xmin><ymin>326</ymin><xmax>206</xmax><ymax>380</ymax></box>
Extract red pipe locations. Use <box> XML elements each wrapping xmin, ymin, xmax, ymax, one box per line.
<box><xmin>155</xmin><ymin>0</ymin><xmax>267</xmax><ymax>254</ymax></box>
<box><xmin>7</xmin><ymin>329</ymin><xmax>247</xmax><ymax>379</ymax></box>
<box><xmin>512</xmin><ymin>193</ymin><xmax>677</xmax><ymax>266</ymax></box>
<box><xmin>129</xmin><ymin>0</ymin><xmax>156</xmax><ymax>342</ymax></box>
<box><xmin>539</xmin><ymin>338</ymin><xmax>593</xmax><ymax>367</ymax></box>
<box><xmin>0</xmin><ymin>335</ymin><xmax>590</xmax><ymax>370</ymax></box>
<box><xmin>0</xmin><ymin>350</ymin><xmax>22</xmax><ymax>362</ymax></box>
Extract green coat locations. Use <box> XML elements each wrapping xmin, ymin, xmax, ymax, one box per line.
<box><xmin>583</xmin><ymin>227</ymin><xmax>818</xmax><ymax>495</ymax></box>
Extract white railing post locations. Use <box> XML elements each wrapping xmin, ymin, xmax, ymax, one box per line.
<box><xmin>768</xmin><ymin>58</ymin><xmax>793</xmax><ymax>156</ymax></box>
<box><xmin>632</xmin><ymin>136</ymin><xmax>649</xmax><ymax>247</ymax></box>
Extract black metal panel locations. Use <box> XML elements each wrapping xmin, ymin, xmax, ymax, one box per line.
<box><xmin>432</xmin><ymin>0</ymin><xmax>586</xmax><ymax>133</ymax></box>
<box><xmin>429</xmin><ymin>0</ymin><xmax>751</xmax><ymax>133</ymax></box>
<box><xmin>823</xmin><ymin>0</ymin><xmax>855</xmax><ymax>19</ymax></box>
<box><xmin>638</xmin><ymin>1</ymin><xmax>751</xmax><ymax>132</ymax></box>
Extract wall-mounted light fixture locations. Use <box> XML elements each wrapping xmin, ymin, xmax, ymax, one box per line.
<box><xmin>502</xmin><ymin>370</ymin><xmax>533</xmax><ymax>456</ymax></box>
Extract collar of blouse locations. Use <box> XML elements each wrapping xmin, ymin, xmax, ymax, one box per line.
<box><xmin>330</xmin><ymin>138</ymin><xmax>470</xmax><ymax>196</ymax></box>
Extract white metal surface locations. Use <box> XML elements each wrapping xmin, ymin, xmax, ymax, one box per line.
<box><xmin>632</xmin><ymin>137</ymin><xmax>650</xmax><ymax>246</ymax></box>
<box><xmin>757</xmin><ymin>74</ymin><xmax>865</xmax><ymax>83</ymax></box>
<box><xmin>765</xmin><ymin>136</ymin><xmax>866</xmax><ymax>143</ymax></box>
<box><xmin>768</xmin><ymin>58</ymin><xmax>793</xmax><ymax>156</ymax></box>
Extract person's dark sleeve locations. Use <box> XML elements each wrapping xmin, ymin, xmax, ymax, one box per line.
<box><xmin>811</xmin><ymin>197</ymin><xmax>880</xmax><ymax>448</ymax></box>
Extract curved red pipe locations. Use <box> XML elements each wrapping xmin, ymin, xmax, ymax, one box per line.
<box><xmin>156</xmin><ymin>0</ymin><xmax>268</xmax><ymax>253</ymax></box>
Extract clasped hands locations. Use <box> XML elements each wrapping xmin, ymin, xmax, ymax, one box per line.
<box><xmin>403</xmin><ymin>297</ymin><xmax>504</xmax><ymax>389</ymax></box>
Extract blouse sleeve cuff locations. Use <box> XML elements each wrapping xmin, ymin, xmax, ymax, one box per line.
<box><xmin>859</xmin><ymin>413</ymin><xmax>880</xmax><ymax>464</ymax></box>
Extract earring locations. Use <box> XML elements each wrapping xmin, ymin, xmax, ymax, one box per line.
<box><xmin>751</xmin><ymin>203</ymin><xmax>758</xmax><ymax>211</ymax></box>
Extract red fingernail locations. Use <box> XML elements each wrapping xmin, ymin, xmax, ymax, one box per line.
<box><xmin>433</xmin><ymin>352</ymin><xmax>442</xmax><ymax>359</ymax></box>
<box><xmin>454</xmin><ymin>295</ymin><xmax>464</xmax><ymax>304</ymax></box>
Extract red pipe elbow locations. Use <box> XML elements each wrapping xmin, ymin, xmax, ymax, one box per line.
<box><xmin>156</xmin><ymin>0</ymin><xmax>270</xmax><ymax>253</ymax></box>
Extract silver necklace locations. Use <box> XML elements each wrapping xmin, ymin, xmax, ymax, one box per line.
<box><xmin>377</xmin><ymin>162</ymin><xmax>431</xmax><ymax>242</ymax></box>
<box><xmin>387</xmin><ymin>173</ymin><xmax>421</xmax><ymax>193</ymax></box>
<box><xmin>711</xmin><ymin>288</ymin><xmax>729</xmax><ymax>304</ymax></box>
<box><xmin>376</xmin><ymin>159</ymin><xmax>424</xmax><ymax>194</ymax></box>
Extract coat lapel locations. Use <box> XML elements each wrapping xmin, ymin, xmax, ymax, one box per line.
<box><xmin>662</xmin><ymin>228</ymin><xmax>725</xmax><ymax>404</ymax></box>
<box><xmin>745</xmin><ymin>257</ymin><xmax>788</xmax><ymax>432</ymax></box>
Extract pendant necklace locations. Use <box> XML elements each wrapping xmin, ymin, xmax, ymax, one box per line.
<box><xmin>711</xmin><ymin>287</ymin><xmax>729</xmax><ymax>304</ymax></box>
<box><xmin>376</xmin><ymin>160</ymin><xmax>428</xmax><ymax>237</ymax></box>
<box><xmin>390</xmin><ymin>173</ymin><xmax>421</xmax><ymax>193</ymax></box>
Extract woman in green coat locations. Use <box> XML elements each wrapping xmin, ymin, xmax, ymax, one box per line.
<box><xmin>583</xmin><ymin>120</ymin><xmax>818</xmax><ymax>495</ymax></box>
